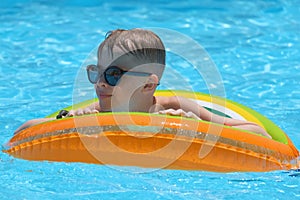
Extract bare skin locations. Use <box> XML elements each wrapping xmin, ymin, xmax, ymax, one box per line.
<box><xmin>14</xmin><ymin>92</ymin><xmax>272</xmax><ymax>139</ymax></box>
<box><xmin>66</xmin><ymin>95</ymin><xmax>271</xmax><ymax>138</ymax></box>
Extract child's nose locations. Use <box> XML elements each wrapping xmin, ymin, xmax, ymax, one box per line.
<box><xmin>96</xmin><ymin>74</ymin><xmax>109</xmax><ymax>87</ymax></box>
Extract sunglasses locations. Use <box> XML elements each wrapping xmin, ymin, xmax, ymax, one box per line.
<box><xmin>86</xmin><ymin>64</ymin><xmax>152</xmax><ymax>86</ymax></box>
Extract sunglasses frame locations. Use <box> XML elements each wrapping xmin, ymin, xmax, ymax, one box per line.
<box><xmin>86</xmin><ymin>64</ymin><xmax>152</xmax><ymax>86</ymax></box>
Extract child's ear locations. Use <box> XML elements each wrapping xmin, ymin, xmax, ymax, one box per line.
<box><xmin>143</xmin><ymin>74</ymin><xmax>159</xmax><ymax>92</ymax></box>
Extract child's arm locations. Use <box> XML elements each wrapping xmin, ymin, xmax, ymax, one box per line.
<box><xmin>14</xmin><ymin>102</ymin><xmax>100</xmax><ymax>134</ymax></box>
<box><xmin>156</xmin><ymin>96</ymin><xmax>272</xmax><ymax>138</ymax></box>
<box><xmin>14</xmin><ymin>118</ymin><xmax>55</xmax><ymax>134</ymax></box>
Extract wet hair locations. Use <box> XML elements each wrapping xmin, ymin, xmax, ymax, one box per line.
<box><xmin>98</xmin><ymin>29</ymin><xmax>166</xmax><ymax>80</ymax></box>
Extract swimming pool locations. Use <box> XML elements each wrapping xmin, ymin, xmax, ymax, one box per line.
<box><xmin>1</xmin><ymin>0</ymin><xmax>299</xmax><ymax>199</ymax></box>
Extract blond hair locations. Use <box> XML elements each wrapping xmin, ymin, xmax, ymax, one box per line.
<box><xmin>98</xmin><ymin>29</ymin><xmax>166</xmax><ymax>80</ymax></box>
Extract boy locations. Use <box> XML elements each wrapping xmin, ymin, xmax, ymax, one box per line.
<box><xmin>15</xmin><ymin>28</ymin><xmax>271</xmax><ymax>138</ymax></box>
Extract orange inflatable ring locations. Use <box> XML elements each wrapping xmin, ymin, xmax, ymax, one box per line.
<box><xmin>3</xmin><ymin>90</ymin><xmax>299</xmax><ymax>172</ymax></box>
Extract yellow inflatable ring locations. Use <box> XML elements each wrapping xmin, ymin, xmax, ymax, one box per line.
<box><xmin>3</xmin><ymin>90</ymin><xmax>299</xmax><ymax>172</ymax></box>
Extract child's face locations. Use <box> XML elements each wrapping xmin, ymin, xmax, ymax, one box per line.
<box><xmin>94</xmin><ymin>47</ymin><xmax>153</xmax><ymax>112</ymax></box>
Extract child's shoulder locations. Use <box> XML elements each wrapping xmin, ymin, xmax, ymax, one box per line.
<box><xmin>155</xmin><ymin>96</ymin><xmax>180</xmax><ymax>109</ymax></box>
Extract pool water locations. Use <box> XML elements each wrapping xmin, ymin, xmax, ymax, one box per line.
<box><xmin>1</xmin><ymin>0</ymin><xmax>300</xmax><ymax>199</ymax></box>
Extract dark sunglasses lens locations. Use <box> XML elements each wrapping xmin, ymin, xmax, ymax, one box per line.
<box><xmin>105</xmin><ymin>68</ymin><xmax>123</xmax><ymax>86</ymax></box>
<box><xmin>87</xmin><ymin>65</ymin><xmax>99</xmax><ymax>84</ymax></box>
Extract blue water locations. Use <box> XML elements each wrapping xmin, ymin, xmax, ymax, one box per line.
<box><xmin>1</xmin><ymin>0</ymin><xmax>300</xmax><ymax>199</ymax></box>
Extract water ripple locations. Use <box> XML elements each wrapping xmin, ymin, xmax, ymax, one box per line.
<box><xmin>1</xmin><ymin>0</ymin><xmax>300</xmax><ymax>199</ymax></box>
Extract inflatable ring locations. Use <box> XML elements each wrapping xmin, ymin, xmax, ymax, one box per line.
<box><xmin>3</xmin><ymin>90</ymin><xmax>299</xmax><ymax>172</ymax></box>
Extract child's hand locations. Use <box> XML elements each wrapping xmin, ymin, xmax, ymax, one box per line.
<box><xmin>68</xmin><ymin>108</ymin><xmax>99</xmax><ymax>116</ymax></box>
<box><xmin>156</xmin><ymin>109</ymin><xmax>200</xmax><ymax>120</ymax></box>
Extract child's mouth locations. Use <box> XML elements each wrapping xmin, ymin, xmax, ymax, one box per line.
<box><xmin>99</xmin><ymin>94</ymin><xmax>112</xmax><ymax>98</ymax></box>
